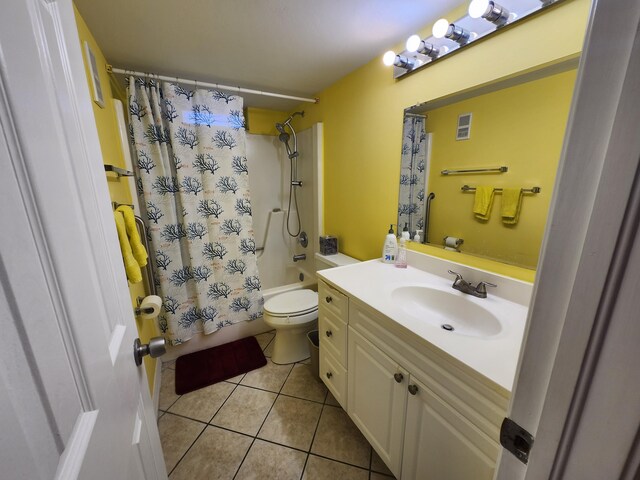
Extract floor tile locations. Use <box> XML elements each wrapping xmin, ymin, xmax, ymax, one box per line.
<box><xmin>325</xmin><ymin>391</ymin><xmax>340</xmax><ymax>407</ymax></box>
<box><xmin>281</xmin><ymin>363</ymin><xmax>327</xmax><ymax>403</ymax></box>
<box><xmin>157</xmin><ymin>413</ymin><xmax>205</xmax><ymax>473</ymax></box>
<box><xmin>371</xmin><ymin>447</ymin><xmax>394</xmax><ymax>476</ymax></box>
<box><xmin>235</xmin><ymin>439</ymin><xmax>306</xmax><ymax>480</ymax></box>
<box><xmin>226</xmin><ymin>373</ymin><xmax>246</xmax><ymax>384</ymax></box>
<box><xmin>211</xmin><ymin>385</ymin><xmax>276</xmax><ymax>436</ymax></box>
<box><xmin>168</xmin><ymin>381</ymin><xmax>235</xmax><ymax>422</ymax></box>
<box><xmin>301</xmin><ymin>455</ymin><xmax>369</xmax><ymax>480</ymax></box>
<box><xmin>159</xmin><ymin>368</ymin><xmax>180</xmax><ymax>410</ymax></box>
<box><xmin>258</xmin><ymin>395</ymin><xmax>322</xmax><ymax>450</ymax></box>
<box><xmin>254</xmin><ymin>332</ymin><xmax>275</xmax><ymax>350</ymax></box>
<box><xmin>311</xmin><ymin>405</ymin><xmax>371</xmax><ymax>468</ymax></box>
<box><xmin>263</xmin><ymin>340</ymin><xmax>274</xmax><ymax>358</ymax></box>
<box><xmin>370</xmin><ymin>473</ymin><xmax>396</xmax><ymax>480</ymax></box>
<box><xmin>169</xmin><ymin>425</ymin><xmax>252</xmax><ymax>480</ymax></box>
<box><xmin>240</xmin><ymin>359</ymin><xmax>293</xmax><ymax>393</ymax></box>
<box><xmin>161</xmin><ymin>359</ymin><xmax>176</xmax><ymax>370</ymax></box>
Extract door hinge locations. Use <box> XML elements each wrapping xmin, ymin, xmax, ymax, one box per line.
<box><xmin>500</xmin><ymin>417</ymin><xmax>534</xmax><ymax>464</ymax></box>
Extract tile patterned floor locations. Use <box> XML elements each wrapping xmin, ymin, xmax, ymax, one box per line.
<box><xmin>158</xmin><ymin>331</ymin><xmax>396</xmax><ymax>479</ymax></box>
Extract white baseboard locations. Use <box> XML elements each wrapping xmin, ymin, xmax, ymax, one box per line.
<box><xmin>152</xmin><ymin>359</ymin><xmax>162</xmax><ymax>415</ymax></box>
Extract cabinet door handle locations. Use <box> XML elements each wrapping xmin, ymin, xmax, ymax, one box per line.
<box><xmin>325</xmin><ymin>330</ymin><xmax>333</xmax><ymax>337</ymax></box>
<box><xmin>394</xmin><ymin>373</ymin><xmax>404</xmax><ymax>383</ymax></box>
<box><xmin>325</xmin><ymin>296</ymin><xmax>333</xmax><ymax>303</ymax></box>
<box><xmin>326</xmin><ymin>372</ymin><xmax>333</xmax><ymax>379</ymax></box>
<box><xmin>408</xmin><ymin>384</ymin><xmax>418</xmax><ymax>395</ymax></box>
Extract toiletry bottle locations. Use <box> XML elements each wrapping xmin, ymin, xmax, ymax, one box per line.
<box><xmin>401</xmin><ymin>223</ymin><xmax>410</xmax><ymax>241</ymax></box>
<box><xmin>396</xmin><ymin>236</ymin><xmax>408</xmax><ymax>268</ymax></box>
<box><xmin>382</xmin><ymin>224</ymin><xmax>397</xmax><ymax>264</ymax></box>
<box><xmin>414</xmin><ymin>230</ymin><xmax>423</xmax><ymax>243</ymax></box>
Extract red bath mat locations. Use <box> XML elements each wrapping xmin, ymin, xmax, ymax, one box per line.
<box><xmin>174</xmin><ymin>336</ymin><xmax>267</xmax><ymax>395</ymax></box>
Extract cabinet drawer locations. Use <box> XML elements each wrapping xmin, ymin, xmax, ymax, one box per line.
<box><xmin>319</xmin><ymin>309</ymin><xmax>347</xmax><ymax>366</ymax></box>
<box><xmin>319</xmin><ymin>348</ymin><xmax>347</xmax><ymax>409</ymax></box>
<box><xmin>318</xmin><ymin>281</ymin><xmax>348</xmax><ymax>321</ymax></box>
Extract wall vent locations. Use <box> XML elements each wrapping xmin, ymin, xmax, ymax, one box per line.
<box><xmin>456</xmin><ymin>113</ymin><xmax>472</xmax><ymax>140</ymax></box>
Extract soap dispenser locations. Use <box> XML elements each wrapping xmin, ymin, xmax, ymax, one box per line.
<box><xmin>401</xmin><ymin>223</ymin><xmax>410</xmax><ymax>241</ymax></box>
<box><xmin>382</xmin><ymin>224</ymin><xmax>398</xmax><ymax>264</ymax></box>
<box><xmin>396</xmin><ymin>234</ymin><xmax>408</xmax><ymax>269</ymax></box>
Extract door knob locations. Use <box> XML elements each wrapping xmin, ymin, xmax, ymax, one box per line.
<box><xmin>394</xmin><ymin>373</ymin><xmax>404</xmax><ymax>383</ymax></box>
<box><xmin>134</xmin><ymin>336</ymin><xmax>166</xmax><ymax>366</ymax></box>
<box><xmin>326</xmin><ymin>372</ymin><xmax>333</xmax><ymax>379</ymax></box>
<box><xmin>325</xmin><ymin>296</ymin><xmax>332</xmax><ymax>303</ymax></box>
<box><xmin>325</xmin><ymin>330</ymin><xmax>333</xmax><ymax>337</ymax></box>
<box><xmin>408</xmin><ymin>384</ymin><xmax>419</xmax><ymax>395</ymax></box>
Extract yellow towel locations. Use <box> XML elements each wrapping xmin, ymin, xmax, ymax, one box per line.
<box><xmin>116</xmin><ymin>205</ymin><xmax>148</xmax><ymax>267</ymax></box>
<box><xmin>473</xmin><ymin>186</ymin><xmax>495</xmax><ymax>220</ymax></box>
<box><xmin>114</xmin><ymin>211</ymin><xmax>142</xmax><ymax>283</ymax></box>
<box><xmin>502</xmin><ymin>188</ymin><xmax>523</xmax><ymax>225</ymax></box>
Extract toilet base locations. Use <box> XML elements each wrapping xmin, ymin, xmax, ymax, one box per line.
<box><xmin>269</xmin><ymin>323</ymin><xmax>317</xmax><ymax>364</ymax></box>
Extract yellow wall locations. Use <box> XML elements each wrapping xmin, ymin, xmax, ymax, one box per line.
<box><xmin>74</xmin><ymin>6</ymin><xmax>158</xmax><ymax>393</ymax></box>
<box><xmin>246</xmin><ymin>107</ymin><xmax>288</xmax><ymax>135</ymax></box>
<box><xmin>426</xmin><ymin>69</ymin><xmax>577</xmax><ymax>269</ymax></box>
<box><xmin>293</xmin><ymin>0</ymin><xmax>590</xmax><ymax>279</ymax></box>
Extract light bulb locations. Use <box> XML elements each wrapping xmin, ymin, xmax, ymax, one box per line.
<box><xmin>383</xmin><ymin>50</ymin><xmax>397</xmax><ymax>67</ymax></box>
<box><xmin>468</xmin><ymin>0</ymin><xmax>491</xmax><ymax>18</ymax></box>
<box><xmin>432</xmin><ymin>19</ymin><xmax>450</xmax><ymax>39</ymax></box>
<box><xmin>406</xmin><ymin>35</ymin><xmax>421</xmax><ymax>53</ymax></box>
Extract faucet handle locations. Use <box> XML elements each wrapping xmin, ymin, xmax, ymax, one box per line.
<box><xmin>447</xmin><ymin>270</ymin><xmax>463</xmax><ymax>281</ymax></box>
<box><xmin>475</xmin><ymin>281</ymin><xmax>497</xmax><ymax>296</ymax></box>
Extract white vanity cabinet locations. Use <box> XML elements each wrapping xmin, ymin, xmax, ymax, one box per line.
<box><xmin>318</xmin><ymin>279</ymin><xmax>510</xmax><ymax>480</ymax></box>
<box><xmin>318</xmin><ymin>281</ymin><xmax>349</xmax><ymax>408</ymax></box>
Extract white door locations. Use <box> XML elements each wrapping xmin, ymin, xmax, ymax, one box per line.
<box><xmin>0</xmin><ymin>0</ymin><xmax>166</xmax><ymax>479</ymax></box>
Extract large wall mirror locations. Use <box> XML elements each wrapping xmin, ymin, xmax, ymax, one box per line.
<box><xmin>398</xmin><ymin>58</ymin><xmax>579</xmax><ymax>270</ymax></box>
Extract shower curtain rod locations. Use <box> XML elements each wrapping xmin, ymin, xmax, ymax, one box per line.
<box><xmin>107</xmin><ymin>66</ymin><xmax>319</xmax><ymax>104</ymax></box>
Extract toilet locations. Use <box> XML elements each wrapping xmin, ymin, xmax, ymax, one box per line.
<box><xmin>264</xmin><ymin>253</ymin><xmax>360</xmax><ymax>364</ymax></box>
<box><xmin>263</xmin><ymin>289</ymin><xmax>319</xmax><ymax>364</ymax></box>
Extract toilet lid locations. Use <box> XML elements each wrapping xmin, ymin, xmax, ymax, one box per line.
<box><xmin>264</xmin><ymin>289</ymin><xmax>318</xmax><ymax>316</ymax></box>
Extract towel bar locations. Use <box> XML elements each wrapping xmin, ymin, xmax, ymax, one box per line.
<box><xmin>441</xmin><ymin>166</ymin><xmax>508</xmax><ymax>175</ymax></box>
<box><xmin>461</xmin><ymin>185</ymin><xmax>541</xmax><ymax>194</ymax></box>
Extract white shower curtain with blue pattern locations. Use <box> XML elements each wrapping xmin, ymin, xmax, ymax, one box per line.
<box><xmin>127</xmin><ymin>77</ymin><xmax>263</xmax><ymax>345</ymax></box>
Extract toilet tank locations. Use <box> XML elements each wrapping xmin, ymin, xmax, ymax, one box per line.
<box><xmin>315</xmin><ymin>252</ymin><xmax>359</xmax><ymax>271</ymax></box>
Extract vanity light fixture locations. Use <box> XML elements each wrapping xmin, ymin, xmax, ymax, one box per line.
<box><xmin>406</xmin><ymin>35</ymin><xmax>441</xmax><ymax>60</ymax></box>
<box><xmin>432</xmin><ymin>18</ymin><xmax>472</xmax><ymax>46</ymax></box>
<box><xmin>468</xmin><ymin>0</ymin><xmax>511</xmax><ymax>26</ymax></box>
<box><xmin>382</xmin><ymin>50</ymin><xmax>415</xmax><ymax>70</ymax></box>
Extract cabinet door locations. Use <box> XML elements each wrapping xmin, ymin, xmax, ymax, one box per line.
<box><xmin>348</xmin><ymin>328</ymin><xmax>407</xmax><ymax>478</ymax></box>
<box><xmin>401</xmin><ymin>376</ymin><xmax>499</xmax><ymax>480</ymax></box>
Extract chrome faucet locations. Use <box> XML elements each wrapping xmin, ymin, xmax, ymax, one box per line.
<box><xmin>447</xmin><ymin>270</ymin><xmax>497</xmax><ymax>298</ymax></box>
<box><xmin>293</xmin><ymin>254</ymin><xmax>306</xmax><ymax>262</ymax></box>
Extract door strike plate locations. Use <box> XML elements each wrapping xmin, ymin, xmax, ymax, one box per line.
<box><xmin>500</xmin><ymin>417</ymin><xmax>534</xmax><ymax>464</ymax></box>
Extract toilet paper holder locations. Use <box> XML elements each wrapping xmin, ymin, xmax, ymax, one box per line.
<box><xmin>135</xmin><ymin>296</ymin><xmax>157</xmax><ymax>316</ymax></box>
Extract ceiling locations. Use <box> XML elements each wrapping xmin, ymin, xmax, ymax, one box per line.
<box><xmin>75</xmin><ymin>0</ymin><xmax>460</xmax><ymax>110</ymax></box>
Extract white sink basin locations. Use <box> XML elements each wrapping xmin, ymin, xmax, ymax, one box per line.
<box><xmin>391</xmin><ymin>286</ymin><xmax>502</xmax><ymax>338</ymax></box>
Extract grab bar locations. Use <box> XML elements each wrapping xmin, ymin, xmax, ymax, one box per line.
<box><xmin>441</xmin><ymin>166</ymin><xmax>508</xmax><ymax>175</ymax></box>
<box><xmin>423</xmin><ymin>192</ymin><xmax>435</xmax><ymax>244</ymax></box>
<box><xmin>135</xmin><ymin>215</ymin><xmax>157</xmax><ymax>296</ymax></box>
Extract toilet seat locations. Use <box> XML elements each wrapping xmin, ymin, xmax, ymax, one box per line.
<box><xmin>264</xmin><ymin>289</ymin><xmax>318</xmax><ymax>317</ymax></box>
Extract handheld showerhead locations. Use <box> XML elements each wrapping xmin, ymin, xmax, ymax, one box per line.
<box><xmin>275</xmin><ymin>123</ymin><xmax>286</xmax><ymax>134</ymax></box>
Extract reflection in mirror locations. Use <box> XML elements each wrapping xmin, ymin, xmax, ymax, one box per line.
<box><xmin>398</xmin><ymin>61</ymin><xmax>578</xmax><ymax>269</ymax></box>
<box><xmin>397</xmin><ymin>114</ymin><xmax>433</xmax><ymax>242</ymax></box>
